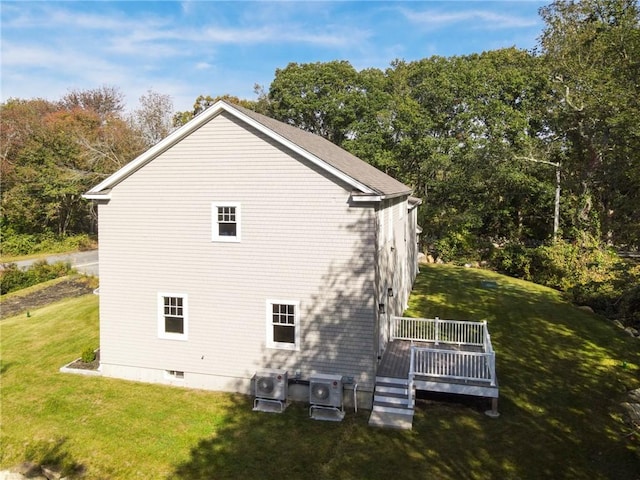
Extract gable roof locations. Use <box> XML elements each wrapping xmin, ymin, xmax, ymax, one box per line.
<box><xmin>84</xmin><ymin>100</ymin><xmax>412</xmax><ymax>200</ymax></box>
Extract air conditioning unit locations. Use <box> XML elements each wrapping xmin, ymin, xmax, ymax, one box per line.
<box><xmin>309</xmin><ymin>373</ymin><xmax>343</xmax><ymax>408</ymax></box>
<box><xmin>254</xmin><ymin>369</ymin><xmax>288</xmax><ymax>401</ymax></box>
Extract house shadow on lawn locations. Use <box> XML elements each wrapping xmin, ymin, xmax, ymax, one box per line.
<box><xmin>169</xmin><ymin>395</ymin><xmax>491</xmax><ymax>480</ymax></box>
<box><xmin>171</xmin><ymin>263</ymin><xmax>640</xmax><ymax>480</ymax></box>
<box><xmin>170</xmin><ymin>212</ymin><xmax>441</xmax><ymax>479</ymax></box>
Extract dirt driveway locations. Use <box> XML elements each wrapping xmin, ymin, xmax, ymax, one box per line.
<box><xmin>1</xmin><ymin>276</ymin><xmax>96</xmax><ymax>319</ymax></box>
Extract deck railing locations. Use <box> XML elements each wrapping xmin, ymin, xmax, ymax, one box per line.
<box><xmin>410</xmin><ymin>347</ymin><xmax>495</xmax><ymax>385</ymax></box>
<box><xmin>390</xmin><ymin>316</ymin><xmax>486</xmax><ymax>346</ymax></box>
<box><xmin>392</xmin><ymin>316</ymin><xmax>497</xmax><ymax>388</ymax></box>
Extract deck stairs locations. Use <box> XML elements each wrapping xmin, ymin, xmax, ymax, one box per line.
<box><xmin>368</xmin><ymin>376</ymin><xmax>414</xmax><ymax>430</ymax></box>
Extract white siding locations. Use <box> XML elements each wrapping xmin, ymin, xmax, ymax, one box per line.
<box><xmin>374</xmin><ymin>196</ymin><xmax>419</xmax><ymax>355</ymax></box>
<box><xmin>98</xmin><ymin>112</ymin><xmax>378</xmax><ymax>395</ymax></box>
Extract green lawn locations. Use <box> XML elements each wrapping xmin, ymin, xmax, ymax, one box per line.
<box><xmin>1</xmin><ymin>264</ymin><xmax>638</xmax><ymax>479</ymax></box>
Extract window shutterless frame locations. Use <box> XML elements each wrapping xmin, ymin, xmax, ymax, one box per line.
<box><xmin>158</xmin><ymin>293</ymin><xmax>188</xmax><ymax>340</ymax></box>
<box><xmin>212</xmin><ymin>202</ymin><xmax>241</xmax><ymax>242</ymax></box>
<box><xmin>266</xmin><ymin>299</ymin><xmax>300</xmax><ymax>351</ymax></box>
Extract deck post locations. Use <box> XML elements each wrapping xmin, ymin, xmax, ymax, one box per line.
<box><xmin>485</xmin><ymin>397</ymin><xmax>500</xmax><ymax>418</ymax></box>
<box><xmin>434</xmin><ymin>316</ymin><xmax>440</xmax><ymax>345</ymax></box>
<box><xmin>409</xmin><ymin>345</ymin><xmax>416</xmax><ymax>407</ymax></box>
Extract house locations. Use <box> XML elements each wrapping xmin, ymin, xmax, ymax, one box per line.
<box><xmin>84</xmin><ymin>100</ymin><xmax>421</xmax><ymax>409</ymax></box>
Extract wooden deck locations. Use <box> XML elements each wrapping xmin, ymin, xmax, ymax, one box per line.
<box><xmin>377</xmin><ymin>340</ymin><xmax>498</xmax><ymax>399</ymax></box>
<box><xmin>371</xmin><ymin>319</ymin><xmax>501</xmax><ymax>425</ymax></box>
<box><xmin>377</xmin><ymin>340</ymin><xmax>482</xmax><ymax>379</ymax></box>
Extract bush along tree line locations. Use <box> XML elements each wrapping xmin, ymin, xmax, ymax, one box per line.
<box><xmin>1</xmin><ymin>87</ymin><xmax>174</xmax><ymax>255</ymax></box>
<box><xmin>1</xmin><ymin>1</ymin><xmax>638</xmax><ymax>326</ymax></box>
<box><xmin>0</xmin><ymin>261</ymin><xmax>75</xmax><ymax>295</ymax></box>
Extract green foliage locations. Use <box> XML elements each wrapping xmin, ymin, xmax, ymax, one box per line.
<box><xmin>1</xmin><ymin>89</ymin><xmax>150</xmax><ymax>239</ymax></box>
<box><xmin>491</xmin><ymin>237</ymin><xmax>640</xmax><ymax>327</ymax></box>
<box><xmin>0</xmin><ymin>261</ymin><xmax>74</xmax><ymax>295</ymax></box>
<box><xmin>0</xmin><ymin>229</ymin><xmax>94</xmax><ymax>257</ymax></box>
<box><xmin>539</xmin><ymin>0</ymin><xmax>640</xmax><ymax>246</ymax></box>
<box><xmin>81</xmin><ymin>347</ymin><xmax>96</xmax><ymax>363</ymax></box>
<box><xmin>268</xmin><ymin>60</ymin><xmax>364</xmax><ymax>145</ymax></box>
<box><xmin>619</xmin><ymin>283</ymin><xmax>640</xmax><ymax>327</ymax></box>
<box><xmin>490</xmin><ymin>242</ymin><xmax>533</xmax><ymax>279</ymax></box>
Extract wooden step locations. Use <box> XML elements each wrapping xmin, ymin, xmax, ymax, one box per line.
<box><xmin>369</xmin><ymin>375</ymin><xmax>415</xmax><ymax>429</ymax></box>
<box><xmin>374</xmin><ymin>392</ymin><xmax>410</xmax><ymax>406</ymax></box>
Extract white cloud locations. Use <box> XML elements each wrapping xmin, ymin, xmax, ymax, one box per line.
<box><xmin>1</xmin><ymin>1</ymin><xmax>545</xmax><ymax>111</ymax></box>
<box><xmin>400</xmin><ymin>7</ymin><xmax>539</xmax><ymax>30</ymax></box>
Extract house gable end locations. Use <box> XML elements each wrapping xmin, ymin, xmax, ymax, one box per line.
<box><xmin>84</xmin><ymin>101</ymin><xmax>410</xmax><ymax>199</ymax></box>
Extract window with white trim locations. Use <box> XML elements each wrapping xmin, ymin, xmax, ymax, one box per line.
<box><xmin>158</xmin><ymin>293</ymin><xmax>188</xmax><ymax>340</ymax></box>
<box><xmin>212</xmin><ymin>202</ymin><xmax>241</xmax><ymax>242</ymax></box>
<box><xmin>266</xmin><ymin>300</ymin><xmax>300</xmax><ymax>350</ymax></box>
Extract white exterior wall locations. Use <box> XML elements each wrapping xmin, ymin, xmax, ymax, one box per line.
<box><xmin>374</xmin><ymin>196</ymin><xmax>418</xmax><ymax>356</ymax></box>
<box><xmin>97</xmin><ymin>112</ymin><xmax>378</xmax><ymax>399</ymax></box>
<box><xmin>407</xmin><ymin>204</ymin><xmax>420</xmax><ymax>283</ymax></box>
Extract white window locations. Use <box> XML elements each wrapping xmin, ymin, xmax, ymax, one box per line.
<box><xmin>158</xmin><ymin>293</ymin><xmax>188</xmax><ymax>340</ymax></box>
<box><xmin>266</xmin><ymin>300</ymin><xmax>300</xmax><ymax>350</ymax></box>
<box><xmin>212</xmin><ymin>202</ymin><xmax>241</xmax><ymax>242</ymax></box>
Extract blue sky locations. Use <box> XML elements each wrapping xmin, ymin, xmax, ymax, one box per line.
<box><xmin>1</xmin><ymin>1</ymin><xmax>548</xmax><ymax>112</ymax></box>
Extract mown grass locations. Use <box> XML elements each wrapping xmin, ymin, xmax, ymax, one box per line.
<box><xmin>1</xmin><ymin>265</ymin><xmax>638</xmax><ymax>479</ymax></box>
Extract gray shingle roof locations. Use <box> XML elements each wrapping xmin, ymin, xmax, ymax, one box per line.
<box><xmin>232</xmin><ymin>103</ymin><xmax>412</xmax><ymax>197</ymax></box>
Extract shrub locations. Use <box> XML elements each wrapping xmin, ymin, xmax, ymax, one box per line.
<box><xmin>0</xmin><ymin>232</ymin><xmax>37</xmax><ymax>256</ymax></box>
<box><xmin>0</xmin><ymin>264</ymin><xmax>29</xmax><ymax>295</ymax></box>
<box><xmin>490</xmin><ymin>242</ymin><xmax>532</xmax><ymax>279</ymax></box>
<box><xmin>433</xmin><ymin>231</ymin><xmax>488</xmax><ymax>264</ymax></box>
<box><xmin>619</xmin><ymin>284</ymin><xmax>640</xmax><ymax>328</ymax></box>
<box><xmin>1</xmin><ymin>231</ymin><xmax>96</xmax><ymax>257</ymax></box>
<box><xmin>81</xmin><ymin>347</ymin><xmax>96</xmax><ymax>363</ymax></box>
<box><xmin>491</xmin><ymin>236</ymin><xmax>639</xmax><ymax>327</ymax></box>
<box><xmin>0</xmin><ymin>261</ymin><xmax>75</xmax><ymax>295</ymax></box>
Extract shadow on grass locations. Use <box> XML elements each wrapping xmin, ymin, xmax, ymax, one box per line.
<box><xmin>170</xmin><ymin>264</ymin><xmax>639</xmax><ymax>480</ymax></box>
<box><xmin>170</xmin><ymin>397</ymin><xmax>488</xmax><ymax>480</ymax></box>
<box><xmin>22</xmin><ymin>437</ymin><xmax>85</xmax><ymax>478</ymax></box>
<box><xmin>409</xmin><ymin>264</ymin><xmax>640</xmax><ymax>478</ymax></box>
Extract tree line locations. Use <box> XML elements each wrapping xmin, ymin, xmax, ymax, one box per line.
<box><xmin>1</xmin><ymin>87</ymin><xmax>173</xmax><ymax>242</ymax></box>
<box><xmin>2</xmin><ymin>0</ymin><xmax>638</xmax><ymax>256</ymax></box>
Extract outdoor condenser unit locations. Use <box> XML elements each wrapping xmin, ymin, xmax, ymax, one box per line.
<box><xmin>254</xmin><ymin>369</ymin><xmax>288</xmax><ymax>401</ymax></box>
<box><xmin>309</xmin><ymin>373</ymin><xmax>343</xmax><ymax>408</ymax></box>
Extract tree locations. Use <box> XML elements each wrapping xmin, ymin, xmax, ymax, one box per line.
<box><xmin>1</xmin><ymin>89</ymin><xmax>148</xmax><ymax>237</ymax></box>
<box><xmin>382</xmin><ymin>50</ymin><xmax>553</xmax><ymax>253</ymax></box>
<box><xmin>0</xmin><ymin>98</ymin><xmax>58</xmax><ymax>191</ymax></box>
<box><xmin>267</xmin><ymin>61</ymin><xmax>365</xmax><ymax>145</ymax></box>
<box><xmin>130</xmin><ymin>90</ymin><xmax>174</xmax><ymax>147</ymax></box>
<box><xmin>539</xmin><ymin>0</ymin><xmax>640</xmax><ymax>246</ymax></box>
<box><xmin>60</xmin><ymin>85</ymin><xmax>125</xmax><ymax>121</ymax></box>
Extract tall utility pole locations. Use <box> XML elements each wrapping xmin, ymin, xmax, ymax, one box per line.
<box><xmin>518</xmin><ymin>156</ymin><xmax>561</xmax><ymax>242</ymax></box>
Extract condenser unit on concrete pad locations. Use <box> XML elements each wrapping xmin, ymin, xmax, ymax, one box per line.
<box><xmin>253</xmin><ymin>369</ymin><xmax>288</xmax><ymax>413</ymax></box>
<box><xmin>309</xmin><ymin>373</ymin><xmax>345</xmax><ymax>421</ymax></box>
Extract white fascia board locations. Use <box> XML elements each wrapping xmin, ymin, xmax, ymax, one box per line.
<box><xmin>82</xmin><ymin>193</ymin><xmax>112</xmax><ymax>201</ymax></box>
<box><xmin>350</xmin><ymin>194</ymin><xmax>382</xmax><ymax>203</ymax></box>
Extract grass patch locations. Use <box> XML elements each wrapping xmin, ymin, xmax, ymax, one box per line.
<box><xmin>1</xmin><ymin>265</ymin><xmax>638</xmax><ymax>479</ymax></box>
